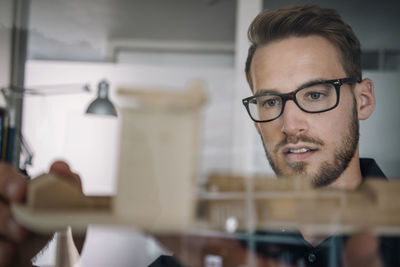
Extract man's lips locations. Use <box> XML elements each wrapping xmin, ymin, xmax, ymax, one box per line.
<box><xmin>282</xmin><ymin>145</ymin><xmax>318</xmax><ymax>161</ymax></box>
<box><xmin>283</xmin><ymin>145</ymin><xmax>318</xmax><ymax>154</ymax></box>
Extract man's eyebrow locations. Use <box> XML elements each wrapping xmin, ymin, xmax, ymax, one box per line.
<box><xmin>254</xmin><ymin>78</ymin><xmax>329</xmax><ymax>96</ymax></box>
<box><xmin>298</xmin><ymin>78</ymin><xmax>327</xmax><ymax>88</ymax></box>
<box><xmin>254</xmin><ymin>88</ymin><xmax>279</xmax><ymax>96</ymax></box>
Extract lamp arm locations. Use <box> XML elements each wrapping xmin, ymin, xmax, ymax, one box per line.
<box><xmin>20</xmin><ymin>133</ymin><xmax>33</xmax><ymax>169</ymax></box>
<box><xmin>1</xmin><ymin>84</ymin><xmax>91</xmax><ymax>98</ymax></box>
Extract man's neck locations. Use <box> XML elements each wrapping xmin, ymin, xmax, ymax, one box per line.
<box><xmin>301</xmin><ymin>232</ymin><xmax>330</xmax><ymax>247</ymax></box>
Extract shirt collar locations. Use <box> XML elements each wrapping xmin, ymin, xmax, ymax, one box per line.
<box><xmin>360</xmin><ymin>158</ymin><xmax>386</xmax><ymax>179</ymax></box>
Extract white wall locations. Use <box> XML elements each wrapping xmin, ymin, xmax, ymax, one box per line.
<box><xmin>23</xmin><ymin>60</ymin><xmax>235</xmax><ymax>195</ymax></box>
<box><xmin>359</xmin><ymin>72</ymin><xmax>400</xmax><ymax>178</ymax></box>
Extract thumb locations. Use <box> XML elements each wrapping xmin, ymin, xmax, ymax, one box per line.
<box><xmin>49</xmin><ymin>160</ymin><xmax>82</xmax><ymax>191</ymax></box>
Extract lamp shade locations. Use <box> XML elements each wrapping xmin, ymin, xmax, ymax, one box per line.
<box><xmin>86</xmin><ymin>80</ymin><xmax>117</xmax><ymax>117</ymax></box>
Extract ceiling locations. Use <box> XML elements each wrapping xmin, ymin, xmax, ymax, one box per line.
<box><xmin>26</xmin><ymin>0</ymin><xmax>400</xmax><ymax>63</ymax></box>
<box><xmin>27</xmin><ymin>0</ymin><xmax>236</xmax><ymax>61</ymax></box>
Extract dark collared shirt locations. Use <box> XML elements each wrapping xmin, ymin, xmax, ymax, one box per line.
<box><xmin>150</xmin><ymin>158</ymin><xmax>399</xmax><ymax>267</ymax></box>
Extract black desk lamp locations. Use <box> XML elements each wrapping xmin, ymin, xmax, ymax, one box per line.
<box><xmin>85</xmin><ymin>80</ymin><xmax>117</xmax><ymax>117</ymax></box>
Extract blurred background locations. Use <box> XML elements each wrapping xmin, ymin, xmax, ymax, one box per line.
<box><xmin>0</xmin><ymin>0</ymin><xmax>399</xmax><ymax>266</ymax></box>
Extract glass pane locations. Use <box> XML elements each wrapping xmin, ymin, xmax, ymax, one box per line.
<box><xmin>297</xmin><ymin>83</ymin><xmax>337</xmax><ymax>111</ymax></box>
<box><xmin>249</xmin><ymin>95</ymin><xmax>282</xmax><ymax>121</ymax></box>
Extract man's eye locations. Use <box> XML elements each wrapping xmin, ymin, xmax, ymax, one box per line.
<box><xmin>263</xmin><ymin>98</ymin><xmax>279</xmax><ymax>107</ymax></box>
<box><xmin>308</xmin><ymin>92</ymin><xmax>323</xmax><ymax>100</ymax></box>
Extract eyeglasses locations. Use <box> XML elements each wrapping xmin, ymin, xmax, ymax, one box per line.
<box><xmin>242</xmin><ymin>78</ymin><xmax>358</xmax><ymax>123</ymax></box>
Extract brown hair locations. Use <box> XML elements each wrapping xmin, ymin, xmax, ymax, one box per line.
<box><xmin>245</xmin><ymin>5</ymin><xmax>362</xmax><ymax>90</ymax></box>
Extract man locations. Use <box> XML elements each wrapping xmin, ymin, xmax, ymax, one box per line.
<box><xmin>238</xmin><ymin>5</ymin><xmax>399</xmax><ymax>266</ymax></box>
<box><xmin>0</xmin><ymin>4</ymin><xmax>397</xmax><ymax>267</ymax></box>
<box><xmin>243</xmin><ymin>5</ymin><xmax>375</xmax><ymax>190</ymax></box>
<box><xmin>151</xmin><ymin>5</ymin><xmax>397</xmax><ymax>267</ymax></box>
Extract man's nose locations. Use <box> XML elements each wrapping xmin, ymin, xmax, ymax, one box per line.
<box><xmin>280</xmin><ymin>100</ymin><xmax>308</xmax><ymax>136</ymax></box>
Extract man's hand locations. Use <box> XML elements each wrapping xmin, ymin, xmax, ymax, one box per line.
<box><xmin>0</xmin><ymin>162</ymin><xmax>28</xmax><ymax>265</ymax></box>
<box><xmin>0</xmin><ymin>160</ymin><xmax>81</xmax><ymax>266</ymax></box>
<box><xmin>343</xmin><ymin>232</ymin><xmax>383</xmax><ymax>267</ymax></box>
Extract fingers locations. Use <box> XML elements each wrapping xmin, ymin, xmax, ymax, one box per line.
<box><xmin>0</xmin><ymin>241</ymin><xmax>15</xmax><ymax>266</ymax></box>
<box><xmin>0</xmin><ymin>163</ymin><xmax>28</xmax><ymax>266</ymax></box>
<box><xmin>49</xmin><ymin>160</ymin><xmax>73</xmax><ymax>175</ymax></box>
<box><xmin>0</xmin><ymin>201</ymin><xmax>27</xmax><ymax>243</ymax></box>
<box><xmin>0</xmin><ymin>163</ymin><xmax>27</xmax><ymax>202</ymax></box>
<box><xmin>343</xmin><ymin>232</ymin><xmax>383</xmax><ymax>267</ymax></box>
<box><xmin>49</xmin><ymin>160</ymin><xmax>82</xmax><ymax>190</ymax></box>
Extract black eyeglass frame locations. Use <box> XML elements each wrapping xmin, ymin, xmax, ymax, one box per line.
<box><xmin>242</xmin><ymin>77</ymin><xmax>359</xmax><ymax>123</ymax></box>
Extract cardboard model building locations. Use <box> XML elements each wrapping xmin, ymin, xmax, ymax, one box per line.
<box><xmin>12</xmin><ymin>81</ymin><xmax>206</xmax><ymax>234</ymax></box>
<box><xmin>198</xmin><ymin>174</ymin><xmax>400</xmax><ymax>235</ymax></box>
<box><xmin>12</xmin><ymin>81</ymin><xmax>400</xmax><ymax>236</ymax></box>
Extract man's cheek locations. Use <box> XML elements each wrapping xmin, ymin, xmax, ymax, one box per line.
<box><xmin>262</xmin><ymin>130</ymin><xmax>281</xmax><ymax>149</ymax></box>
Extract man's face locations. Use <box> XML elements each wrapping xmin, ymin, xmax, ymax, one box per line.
<box><xmin>250</xmin><ymin>35</ymin><xmax>359</xmax><ymax>187</ymax></box>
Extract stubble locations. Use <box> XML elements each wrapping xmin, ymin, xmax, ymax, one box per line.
<box><xmin>261</xmin><ymin>99</ymin><xmax>359</xmax><ymax>187</ymax></box>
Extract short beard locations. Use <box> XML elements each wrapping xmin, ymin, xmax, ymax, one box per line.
<box><xmin>262</xmin><ymin>99</ymin><xmax>359</xmax><ymax>187</ymax></box>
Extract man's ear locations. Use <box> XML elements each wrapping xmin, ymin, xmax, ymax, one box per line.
<box><xmin>355</xmin><ymin>78</ymin><xmax>375</xmax><ymax>120</ymax></box>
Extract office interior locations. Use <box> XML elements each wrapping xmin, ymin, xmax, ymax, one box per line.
<box><xmin>0</xmin><ymin>0</ymin><xmax>399</xmax><ymax>266</ymax></box>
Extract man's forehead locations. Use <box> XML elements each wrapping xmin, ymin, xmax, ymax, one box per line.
<box><xmin>250</xmin><ymin>35</ymin><xmax>346</xmax><ymax>93</ymax></box>
<box><xmin>253</xmin><ymin>78</ymin><xmax>332</xmax><ymax>95</ymax></box>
